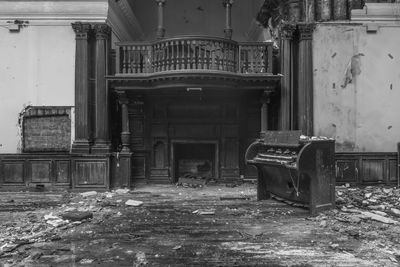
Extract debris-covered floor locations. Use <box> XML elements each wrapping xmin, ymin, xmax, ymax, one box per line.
<box><xmin>1</xmin><ymin>184</ymin><xmax>400</xmax><ymax>266</ymax></box>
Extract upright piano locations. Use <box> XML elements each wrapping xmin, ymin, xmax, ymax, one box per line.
<box><xmin>245</xmin><ymin>131</ymin><xmax>335</xmax><ymax>215</ymax></box>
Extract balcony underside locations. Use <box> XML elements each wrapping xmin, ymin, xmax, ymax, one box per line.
<box><xmin>107</xmin><ymin>70</ymin><xmax>281</xmax><ymax>91</ymax></box>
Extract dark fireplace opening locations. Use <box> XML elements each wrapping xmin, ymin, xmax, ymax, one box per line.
<box><xmin>174</xmin><ymin>143</ymin><xmax>216</xmax><ymax>182</ymax></box>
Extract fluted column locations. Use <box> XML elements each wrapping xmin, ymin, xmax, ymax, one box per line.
<box><xmin>223</xmin><ymin>0</ymin><xmax>234</xmax><ymax>39</ymax></box>
<box><xmin>156</xmin><ymin>0</ymin><xmax>166</xmax><ymax>39</ymax></box>
<box><xmin>280</xmin><ymin>24</ymin><xmax>296</xmax><ymax>131</ymax></box>
<box><xmin>297</xmin><ymin>23</ymin><xmax>315</xmax><ymax>136</ymax></box>
<box><xmin>92</xmin><ymin>23</ymin><xmax>111</xmax><ymax>153</ymax></box>
<box><xmin>71</xmin><ymin>22</ymin><xmax>91</xmax><ymax>154</ymax></box>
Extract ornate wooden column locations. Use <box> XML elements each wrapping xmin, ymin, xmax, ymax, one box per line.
<box><xmin>156</xmin><ymin>0</ymin><xmax>166</xmax><ymax>39</ymax></box>
<box><xmin>260</xmin><ymin>91</ymin><xmax>272</xmax><ymax>138</ymax></box>
<box><xmin>297</xmin><ymin>23</ymin><xmax>315</xmax><ymax>136</ymax></box>
<box><xmin>280</xmin><ymin>24</ymin><xmax>296</xmax><ymax>131</ymax></box>
<box><xmin>92</xmin><ymin>23</ymin><xmax>111</xmax><ymax>153</ymax></box>
<box><xmin>111</xmin><ymin>90</ymin><xmax>132</xmax><ymax>188</ymax></box>
<box><xmin>223</xmin><ymin>0</ymin><xmax>234</xmax><ymax>39</ymax></box>
<box><xmin>117</xmin><ymin>91</ymin><xmax>131</xmax><ymax>152</ymax></box>
<box><xmin>71</xmin><ymin>22</ymin><xmax>91</xmax><ymax>154</ymax></box>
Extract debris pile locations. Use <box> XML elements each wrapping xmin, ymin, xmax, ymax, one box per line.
<box><xmin>0</xmin><ymin>188</ymin><xmax>140</xmax><ymax>262</ymax></box>
<box><xmin>335</xmin><ymin>185</ymin><xmax>400</xmax><ymax>214</ymax></box>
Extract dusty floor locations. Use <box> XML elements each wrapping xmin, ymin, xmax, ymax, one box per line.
<box><xmin>1</xmin><ymin>184</ymin><xmax>400</xmax><ymax>266</ymax></box>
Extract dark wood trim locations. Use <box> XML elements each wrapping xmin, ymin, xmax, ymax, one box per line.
<box><xmin>335</xmin><ymin>152</ymin><xmax>398</xmax><ymax>185</ymax></box>
<box><xmin>71</xmin><ymin>22</ymin><xmax>92</xmax><ymax>154</ymax></box>
<box><xmin>297</xmin><ymin>23</ymin><xmax>315</xmax><ymax>136</ymax></box>
<box><xmin>279</xmin><ymin>23</ymin><xmax>296</xmax><ymax>130</ymax></box>
<box><xmin>108</xmin><ymin>72</ymin><xmax>280</xmax><ymax>92</ymax></box>
<box><xmin>92</xmin><ymin>23</ymin><xmax>112</xmax><ymax>153</ymax></box>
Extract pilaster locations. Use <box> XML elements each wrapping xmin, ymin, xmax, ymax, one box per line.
<box><xmin>297</xmin><ymin>23</ymin><xmax>315</xmax><ymax>136</ymax></box>
<box><xmin>279</xmin><ymin>23</ymin><xmax>296</xmax><ymax>131</ymax></box>
<box><xmin>92</xmin><ymin>23</ymin><xmax>112</xmax><ymax>154</ymax></box>
<box><xmin>71</xmin><ymin>22</ymin><xmax>91</xmax><ymax>154</ymax></box>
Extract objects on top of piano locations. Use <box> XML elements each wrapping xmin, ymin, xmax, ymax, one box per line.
<box><xmin>300</xmin><ymin>135</ymin><xmax>335</xmax><ymax>142</ymax></box>
<box><xmin>245</xmin><ymin>130</ymin><xmax>336</xmax><ymax>216</ymax></box>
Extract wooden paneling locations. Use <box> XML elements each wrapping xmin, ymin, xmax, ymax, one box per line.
<box><xmin>3</xmin><ymin>162</ymin><xmax>24</xmax><ymax>183</ymax></box>
<box><xmin>388</xmin><ymin>159</ymin><xmax>397</xmax><ymax>183</ymax></box>
<box><xmin>132</xmin><ymin>154</ymin><xmax>147</xmax><ymax>183</ymax></box>
<box><xmin>335</xmin><ymin>152</ymin><xmax>398</xmax><ymax>185</ymax></box>
<box><xmin>74</xmin><ymin>161</ymin><xmax>108</xmax><ymax>186</ymax></box>
<box><xmin>173</xmin><ymin>124</ymin><xmax>217</xmax><ymax>138</ymax></box>
<box><xmin>111</xmin><ymin>153</ymin><xmax>132</xmax><ymax>188</ymax></box>
<box><xmin>30</xmin><ymin>161</ymin><xmax>51</xmax><ymax>183</ymax></box>
<box><xmin>336</xmin><ymin>160</ymin><xmax>358</xmax><ymax>183</ymax></box>
<box><xmin>56</xmin><ymin>161</ymin><xmax>70</xmax><ymax>184</ymax></box>
<box><xmin>362</xmin><ymin>160</ymin><xmax>385</xmax><ymax>183</ymax></box>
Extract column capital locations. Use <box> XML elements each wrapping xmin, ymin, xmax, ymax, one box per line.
<box><xmin>155</xmin><ymin>0</ymin><xmax>166</xmax><ymax>6</ymax></box>
<box><xmin>222</xmin><ymin>0</ymin><xmax>234</xmax><ymax>7</ymax></box>
<box><xmin>93</xmin><ymin>23</ymin><xmax>111</xmax><ymax>40</ymax></box>
<box><xmin>116</xmin><ymin>90</ymin><xmax>129</xmax><ymax>105</ymax></box>
<box><xmin>71</xmin><ymin>22</ymin><xmax>91</xmax><ymax>39</ymax></box>
<box><xmin>297</xmin><ymin>23</ymin><xmax>316</xmax><ymax>40</ymax></box>
<box><xmin>261</xmin><ymin>91</ymin><xmax>272</xmax><ymax>104</ymax></box>
<box><xmin>281</xmin><ymin>23</ymin><xmax>297</xmax><ymax>40</ymax></box>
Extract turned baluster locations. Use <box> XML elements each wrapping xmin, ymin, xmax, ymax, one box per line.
<box><xmin>179</xmin><ymin>40</ymin><xmax>184</xmax><ymax>70</ymax></box>
<box><xmin>186</xmin><ymin>40</ymin><xmax>191</xmax><ymax>69</ymax></box>
<box><xmin>163</xmin><ymin>42</ymin><xmax>167</xmax><ymax>71</ymax></box>
<box><xmin>146</xmin><ymin>45</ymin><xmax>151</xmax><ymax>73</ymax></box>
<box><xmin>122</xmin><ymin>46</ymin><xmax>127</xmax><ymax>73</ymax></box>
<box><xmin>250</xmin><ymin>46</ymin><xmax>255</xmax><ymax>73</ymax></box>
<box><xmin>166</xmin><ymin>41</ymin><xmax>170</xmax><ymax>71</ymax></box>
<box><xmin>226</xmin><ymin>43</ymin><xmax>231</xmax><ymax>72</ymax></box>
<box><xmin>154</xmin><ymin>44</ymin><xmax>159</xmax><ymax>72</ymax></box>
<box><xmin>224</xmin><ymin>42</ymin><xmax>229</xmax><ymax>71</ymax></box>
<box><xmin>156</xmin><ymin>43</ymin><xmax>161</xmax><ymax>72</ymax></box>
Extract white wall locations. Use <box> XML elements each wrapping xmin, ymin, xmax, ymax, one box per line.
<box><xmin>0</xmin><ymin>24</ymin><xmax>75</xmax><ymax>153</ymax></box>
<box><xmin>313</xmin><ymin>23</ymin><xmax>400</xmax><ymax>152</ymax></box>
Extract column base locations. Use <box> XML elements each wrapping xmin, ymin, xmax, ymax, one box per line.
<box><xmin>71</xmin><ymin>140</ymin><xmax>91</xmax><ymax>154</ymax></box>
<box><xmin>91</xmin><ymin>141</ymin><xmax>111</xmax><ymax>154</ymax></box>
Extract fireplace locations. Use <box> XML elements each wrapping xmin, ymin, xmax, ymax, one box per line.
<box><xmin>171</xmin><ymin>141</ymin><xmax>218</xmax><ymax>182</ymax></box>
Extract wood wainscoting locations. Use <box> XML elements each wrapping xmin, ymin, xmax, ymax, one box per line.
<box><xmin>0</xmin><ymin>154</ymin><xmax>111</xmax><ymax>190</ymax></box>
<box><xmin>335</xmin><ymin>152</ymin><xmax>398</xmax><ymax>185</ymax></box>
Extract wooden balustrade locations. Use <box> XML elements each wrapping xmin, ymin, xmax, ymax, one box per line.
<box><xmin>115</xmin><ymin>36</ymin><xmax>273</xmax><ymax>75</ymax></box>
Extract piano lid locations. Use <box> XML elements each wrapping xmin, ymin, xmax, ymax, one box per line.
<box><xmin>262</xmin><ymin>130</ymin><xmax>302</xmax><ymax>148</ymax></box>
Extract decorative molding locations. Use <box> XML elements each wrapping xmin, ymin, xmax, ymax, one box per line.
<box><xmin>107</xmin><ymin>0</ymin><xmax>144</xmax><ymax>41</ymax></box>
<box><xmin>352</xmin><ymin>3</ymin><xmax>400</xmax><ymax>22</ymax></box>
<box><xmin>280</xmin><ymin>23</ymin><xmax>296</xmax><ymax>40</ymax></box>
<box><xmin>0</xmin><ymin>0</ymin><xmax>145</xmax><ymax>42</ymax></box>
<box><xmin>297</xmin><ymin>23</ymin><xmax>316</xmax><ymax>40</ymax></box>
<box><xmin>0</xmin><ymin>1</ymin><xmax>108</xmax><ymax>21</ymax></box>
<box><xmin>72</xmin><ymin>22</ymin><xmax>92</xmax><ymax>39</ymax></box>
<box><xmin>93</xmin><ymin>23</ymin><xmax>111</xmax><ymax>39</ymax></box>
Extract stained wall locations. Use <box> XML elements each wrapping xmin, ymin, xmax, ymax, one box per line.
<box><xmin>0</xmin><ymin>24</ymin><xmax>75</xmax><ymax>153</ymax></box>
<box><xmin>313</xmin><ymin>23</ymin><xmax>400</xmax><ymax>152</ymax></box>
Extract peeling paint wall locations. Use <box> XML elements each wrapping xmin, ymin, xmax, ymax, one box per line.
<box><xmin>0</xmin><ymin>25</ymin><xmax>75</xmax><ymax>153</ymax></box>
<box><xmin>313</xmin><ymin>23</ymin><xmax>400</xmax><ymax>152</ymax></box>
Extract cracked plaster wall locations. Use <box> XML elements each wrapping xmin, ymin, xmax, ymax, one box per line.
<box><xmin>313</xmin><ymin>23</ymin><xmax>400</xmax><ymax>152</ymax></box>
<box><xmin>0</xmin><ymin>24</ymin><xmax>75</xmax><ymax>153</ymax></box>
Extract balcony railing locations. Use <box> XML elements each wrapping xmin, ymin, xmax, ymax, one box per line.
<box><xmin>115</xmin><ymin>36</ymin><xmax>273</xmax><ymax>75</ymax></box>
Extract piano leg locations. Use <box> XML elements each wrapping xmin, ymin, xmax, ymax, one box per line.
<box><xmin>257</xmin><ymin>167</ymin><xmax>271</xmax><ymax>200</ymax></box>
